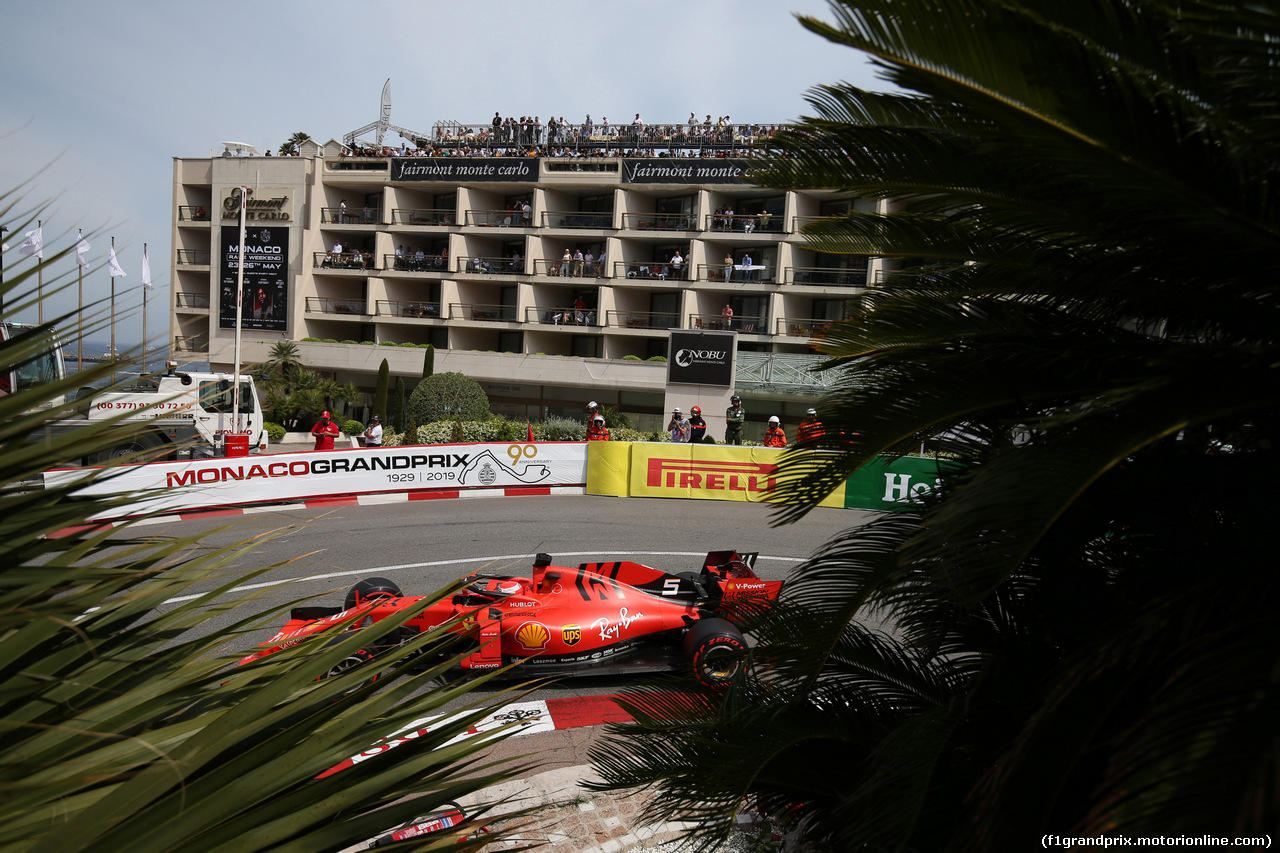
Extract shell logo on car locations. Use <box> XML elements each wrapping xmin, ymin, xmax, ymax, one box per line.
<box><xmin>515</xmin><ymin>621</ymin><xmax>550</xmax><ymax>651</ymax></box>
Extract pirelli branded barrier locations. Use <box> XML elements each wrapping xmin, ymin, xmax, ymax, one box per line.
<box><xmin>586</xmin><ymin>442</ymin><xmax>956</xmax><ymax>512</ymax></box>
<box><xmin>44</xmin><ymin>442</ymin><xmax>589</xmax><ymax>521</ymax></box>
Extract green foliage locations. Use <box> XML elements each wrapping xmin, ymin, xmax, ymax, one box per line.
<box><xmin>378</xmin><ymin>340</ymin><xmax>399</xmax><ymax>347</ymax></box>
<box><xmin>278</xmin><ymin>130</ymin><xmax>310</xmax><ymax>155</ymax></box>
<box><xmin>340</xmin><ymin>419</ymin><xmax>363</xmax><ymax>436</ymax></box>
<box><xmin>622</xmin><ymin>354</ymin><xmax>642</xmax><ymax>360</ymax></box>
<box><xmin>536</xmin><ymin>416</ymin><xmax>586</xmax><ymax>442</ymax></box>
<box><xmin>645</xmin><ymin>355</ymin><xmax>667</xmax><ymax>362</ymax></box>
<box><xmin>393</xmin><ymin>377</ymin><xmax>406</xmax><ymax>432</ymax></box>
<box><xmin>0</xmin><ymin>240</ymin><xmax>531</xmax><ymax>851</ymax></box>
<box><xmin>402</xmin><ymin>415</ymin><xmax>418</xmax><ymax>446</ymax></box>
<box><xmin>263</xmin><ymin>421</ymin><xmax>286</xmax><ymax>441</ymax></box>
<box><xmin>423</xmin><ymin>343</ymin><xmax>435</xmax><ymax>379</ymax></box>
<box><xmin>590</xmin><ymin>1</ymin><xmax>1280</xmax><ymax>849</ymax></box>
<box><xmin>407</xmin><ymin>372</ymin><xmax>491</xmax><ymax>425</ymax></box>
<box><xmin>374</xmin><ymin>359</ymin><xmax>389</xmax><ymax>427</ymax></box>
<box><xmin>256</xmin><ymin>347</ymin><xmax>360</xmax><ymax>431</ymax></box>
<box><xmin>602</xmin><ymin>406</ymin><xmax>631</xmax><ymax>429</ymax></box>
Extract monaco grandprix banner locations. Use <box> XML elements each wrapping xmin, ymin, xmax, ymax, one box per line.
<box><xmin>44</xmin><ymin>442</ymin><xmax>588</xmax><ymax>521</ymax></box>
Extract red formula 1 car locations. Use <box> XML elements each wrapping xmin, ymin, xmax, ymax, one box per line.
<box><xmin>241</xmin><ymin>550</ymin><xmax>782</xmax><ymax>685</ymax></box>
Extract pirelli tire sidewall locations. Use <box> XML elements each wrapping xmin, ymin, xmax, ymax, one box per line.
<box><xmin>683</xmin><ymin>617</ymin><xmax>747</xmax><ymax>686</ymax></box>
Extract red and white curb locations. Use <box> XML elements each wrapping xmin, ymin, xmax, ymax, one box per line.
<box><xmin>47</xmin><ymin>485</ymin><xmax>587</xmax><ymax>537</ymax></box>
<box><xmin>322</xmin><ymin>694</ymin><xmax>632</xmax><ymax>777</ymax></box>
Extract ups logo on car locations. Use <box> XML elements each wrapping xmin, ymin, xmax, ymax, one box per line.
<box><xmin>562</xmin><ymin>625</ymin><xmax>582</xmax><ymax>646</ymax></box>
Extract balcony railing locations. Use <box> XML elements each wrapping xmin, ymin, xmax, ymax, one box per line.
<box><xmin>612</xmin><ymin>261</ymin><xmax>688</xmax><ymax>281</ymax></box>
<box><xmin>173</xmin><ymin>336</ymin><xmax>209</xmax><ymax>353</ymax></box>
<box><xmin>449</xmin><ymin>302</ymin><xmax>517</xmax><ymax>322</ymax></box>
<box><xmin>605</xmin><ymin>310</ymin><xmax>679</xmax><ymax>330</ymax></box>
<box><xmin>428</xmin><ymin>121</ymin><xmax>787</xmax><ymax>151</ymax></box>
<box><xmin>620</xmin><ymin>212</ymin><xmax>698</xmax><ymax>231</ymax></box>
<box><xmin>787</xmin><ymin>266</ymin><xmax>868</xmax><ymax>287</ymax></box>
<box><xmin>455</xmin><ymin>256</ymin><xmax>528</xmax><ymax>275</ymax></box>
<box><xmin>391</xmin><ymin>208</ymin><xmax>457</xmax><ymax>226</ymax></box>
<box><xmin>695</xmin><ymin>263</ymin><xmax>773</xmax><ymax>283</ymax></box>
<box><xmin>322</xmin><ymin>206</ymin><xmax>380</xmax><ymax>224</ymax></box>
<box><xmin>689</xmin><ymin>313</ymin><xmax>768</xmax><ymax>333</ymax></box>
<box><xmin>174</xmin><ymin>292</ymin><xmax>210</xmax><ymax>309</ymax></box>
<box><xmin>525</xmin><ymin>306</ymin><xmax>599</xmax><ymax>326</ymax></box>
<box><xmin>313</xmin><ymin>252</ymin><xmax>377</xmax><ymax>270</ymax></box>
<box><xmin>177</xmin><ymin>205</ymin><xmax>211</xmax><ymax>222</ymax></box>
<box><xmin>176</xmin><ymin>250</ymin><xmax>211</xmax><ymax>266</ymax></box>
<box><xmin>464</xmin><ymin>208</ymin><xmax>533</xmax><ymax>227</ymax></box>
<box><xmin>383</xmin><ymin>253</ymin><xmax>449</xmax><ymax>273</ymax></box>
<box><xmin>376</xmin><ymin>300</ymin><xmax>441</xmax><ymax>319</ymax></box>
<box><xmin>777</xmin><ymin>317</ymin><xmax>836</xmax><ymax>337</ymax></box>
<box><xmin>540</xmin><ymin>211</ymin><xmax>614</xmax><ymax>229</ymax></box>
<box><xmin>705</xmin><ymin>212</ymin><xmax>783</xmax><ymax>233</ymax></box>
<box><xmin>306</xmin><ymin>297</ymin><xmax>367</xmax><ymax>316</ymax></box>
<box><xmin>534</xmin><ymin>258</ymin><xmax>607</xmax><ymax>278</ymax></box>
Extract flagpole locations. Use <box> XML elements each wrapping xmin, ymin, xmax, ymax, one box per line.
<box><xmin>142</xmin><ymin>243</ymin><xmax>148</xmax><ymax>375</ymax></box>
<box><xmin>233</xmin><ymin>186</ymin><xmax>247</xmax><ymax>434</ymax></box>
<box><xmin>110</xmin><ymin>236</ymin><xmax>117</xmax><ymax>383</ymax></box>
<box><xmin>37</xmin><ymin>220</ymin><xmax>43</xmax><ymax>325</ymax></box>
<box><xmin>77</xmin><ymin>230</ymin><xmax>84</xmax><ymax>369</ymax></box>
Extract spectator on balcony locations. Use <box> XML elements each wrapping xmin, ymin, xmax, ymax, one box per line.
<box><xmin>339</xmin><ymin>199</ymin><xmax>348</xmax><ymax>223</ymax></box>
<box><xmin>764</xmin><ymin>416</ymin><xmax>788</xmax><ymax>448</ymax></box>
<box><xmin>670</xmin><ymin>250</ymin><xmax>684</xmax><ymax>280</ymax></box>
<box><xmin>325</xmin><ymin>240</ymin><xmax>342</xmax><ymax>268</ymax></box>
<box><xmin>573</xmin><ymin>248</ymin><xmax>584</xmax><ymax>276</ymax></box>
<box><xmin>562</xmin><ymin>249</ymin><xmax>573</xmax><ymax>276</ymax></box>
<box><xmin>724</xmin><ymin>251</ymin><xmax>734</xmax><ymax>282</ymax></box>
<box><xmin>583</xmin><ymin>114</ymin><xmax>593</xmax><ymax>140</ymax></box>
<box><xmin>510</xmin><ymin>251</ymin><xmax>523</xmax><ymax>272</ymax></box>
<box><xmin>574</xmin><ymin>295</ymin><xmax>586</xmax><ymax>324</ymax></box>
<box><xmin>521</xmin><ymin>200</ymin><xmax>532</xmax><ymax>225</ymax></box>
<box><xmin>722</xmin><ymin>303</ymin><xmax>734</xmax><ymax>330</ymax></box>
<box><xmin>758</xmin><ymin>209</ymin><xmax>772</xmax><ymax>231</ymax></box>
<box><xmin>584</xmin><ymin>250</ymin><xmax>595</xmax><ymax>276</ymax></box>
<box><xmin>596</xmin><ymin>250</ymin><xmax>607</xmax><ymax>277</ymax></box>
<box><xmin>547</xmin><ymin>115</ymin><xmax>559</xmax><ymax>145</ymax></box>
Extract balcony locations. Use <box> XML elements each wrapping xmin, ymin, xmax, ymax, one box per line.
<box><xmin>177</xmin><ymin>205</ymin><xmax>211</xmax><ymax>222</ymax></box>
<box><xmin>535</xmin><ymin>258</ymin><xmax>607</xmax><ymax>278</ymax></box>
<box><xmin>321</xmin><ymin>206</ymin><xmax>380</xmax><ymax>224</ymax></box>
<box><xmin>174</xmin><ymin>292</ymin><xmax>210</xmax><ymax>309</ymax></box>
<box><xmin>455</xmin><ymin>256</ymin><xmax>528</xmax><ymax>275</ymax></box>
<box><xmin>777</xmin><ymin>317</ymin><xmax>834</xmax><ymax>338</ymax></box>
<box><xmin>176</xmin><ymin>250</ymin><xmax>211</xmax><ymax>266</ymax></box>
<box><xmin>464</xmin><ymin>208</ymin><xmax>533</xmax><ymax>227</ymax></box>
<box><xmin>449</xmin><ymin>302</ymin><xmax>517</xmax><ymax>322</ymax></box>
<box><xmin>612</xmin><ymin>261</ymin><xmax>688</xmax><ymax>282</ymax></box>
<box><xmin>391</xmin><ymin>208</ymin><xmax>457</xmax><ymax>226</ymax></box>
<box><xmin>313</xmin><ymin>252</ymin><xmax>377</xmax><ymax>271</ymax></box>
<box><xmin>525</xmin><ymin>307</ymin><xmax>600</xmax><ymax>326</ymax></box>
<box><xmin>620</xmin><ymin>212</ymin><xmax>698</xmax><ymax>232</ymax></box>
<box><xmin>689</xmin><ymin>313</ymin><xmax>767</xmax><ymax>334</ymax></box>
<box><xmin>694</xmin><ymin>263</ymin><xmax>774</xmax><ymax>284</ymax></box>
<box><xmin>705</xmin><ymin>212</ymin><xmax>784</xmax><ymax>234</ymax></box>
<box><xmin>173</xmin><ymin>335</ymin><xmax>209</xmax><ymax>354</ymax></box>
<box><xmin>787</xmin><ymin>266</ymin><xmax>867</xmax><ymax>287</ymax></box>
<box><xmin>306</xmin><ymin>297</ymin><xmax>368</xmax><ymax>316</ymax></box>
<box><xmin>605</xmin><ymin>310</ymin><xmax>679</xmax><ymax>330</ymax></box>
<box><xmin>382</xmin><ymin>253</ymin><xmax>449</xmax><ymax>273</ymax></box>
<box><xmin>376</xmin><ymin>299</ymin><xmax>441</xmax><ymax>320</ymax></box>
<box><xmin>540</xmin><ymin>211</ymin><xmax>614</xmax><ymax>229</ymax></box>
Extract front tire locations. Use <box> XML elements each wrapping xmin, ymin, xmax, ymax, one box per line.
<box><xmin>345</xmin><ymin>576</ymin><xmax>401</xmax><ymax>611</ymax></box>
<box><xmin>684</xmin><ymin>617</ymin><xmax>747</xmax><ymax>686</ymax></box>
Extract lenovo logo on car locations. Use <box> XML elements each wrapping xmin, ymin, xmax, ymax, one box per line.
<box><xmin>646</xmin><ymin>458</ymin><xmax>777</xmax><ymax>493</ymax></box>
<box><xmin>675</xmin><ymin>348</ymin><xmax>727</xmax><ymax>368</ymax></box>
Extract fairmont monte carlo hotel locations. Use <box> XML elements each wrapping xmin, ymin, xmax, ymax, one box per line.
<box><xmin>170</xmin><ymin>101</ymin><xmax>897</xmax><ymax>435</ymax></box>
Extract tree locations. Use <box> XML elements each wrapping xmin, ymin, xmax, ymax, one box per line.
<box><xmin>590</xmin><ymin>1</ymin><xmax>1280</xmax><ymax>849</ymax></box>
<box><xmin>0</xmin><ymin>218</ymin><xmax>531</xmax><ymax>851</ymax></box>
<box><xmin>374</xmin><ymin>358</ymin><xmax>389</xmax><ymax>423</ymax></box>
<box><xmin>394</xmin><ymin>376</ymin><xmax>406</xmax><ymax>432</ymax></box>
<box><xmin>423</xmin><ymin>343</ymin><xmax>435</xmax><ymax>380</ymax></box>
<box><xmin>407</xmin><ymin>372</ymin><xmax>490</xmax><ymax>425</ymax></box>
<box><xmin>278</xmin><ymin>131</ymin><xmax>310</xmax><ymax>156</ymax></box>
<box><xmin>256</xmin><ymin>343</ymin><xmax>359</xmax><ymax>430</ymax></box>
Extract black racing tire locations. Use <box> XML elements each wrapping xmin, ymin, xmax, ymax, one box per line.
<box><xmin>321</xmin><ymin>645</ymin><xmax>378</xmax><ymax>682</ymax></box>
<box><xmin>344</xmin><ymin>576</ymin><xmax>401</xmax><ymax>611</ymax></box>
<box><xmin>684</xmin><ymin>617</ymin><xmax>747</xmax><ymax>687</ymax></box>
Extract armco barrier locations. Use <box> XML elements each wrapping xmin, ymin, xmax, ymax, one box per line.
<box><xmin>586</xmin><ymin>442</ymin><xmax>956</xmax><ymax>512</ymax></box>
<box><xmin>44</xmin><ymin>442</ymin><xmax>588</xmax><ymax>521</ymax></box>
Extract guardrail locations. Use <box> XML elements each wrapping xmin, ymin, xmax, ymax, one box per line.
<box><xmin>383</xmin><ymin>253</ymin><xmax>449</xmax><ymax>273</ymax></box>
<box><xmin>525</xmin><ymin>306</ymin><xmax>599</xmax><ymax>326</ymax></box>
<box><xmin>540</xmin><ymin>211</ymin><xmax>614</xmax><ymax>229</ymax></box>
<box><xmin>535</xmin><ymin>258</ymin><xmax>607</xmax><ymax>278</ymax></box>
<box><xmin>306</xmin><ymin>297</ymin><xmax>367</xmax><ymax>316</ymax></box>
<box><xmin>689</xmin><ymin>313</ymin><xmax>767</xmax><ymax>333</ymax></box>
<box><xmin>786</xmin><ymin>266</ymin><xmax>868</xmax><ymax>287</ymax></box>
<box><xmin>176</xmin><ymin>250</ymin><xmax>211</xmax><ymax>266</ymax></box>
<box><xmin>455</xmin><ymin>256</ymin><xmax>527</xmax><ymax>275</ymax></box>
<box><xmin>392</xmin><ymin>208</ymin><xmax>457</xmax><ymax>226</ymax></box>
<box><xmin>313</xmin><ymin>252</ymin><xmax>376</xmax><ymax>270</ymax></box>
<box><xmin>174</xmin><ymin>292</ymin><xmax>210</xmax><ymax>309</ymax></box>
<box><xmin>376</xmin><ymin>300</ymin><xmax>441</xmax><ymax>319</ymax></box>
<box><xmin>604</xmin><ymin>310</ymin><xmax>678</xmax><ymax>330</ymax></box>
<box><xmin>448</xmin><ymin>302</ymin><xmax>517</xmax><ymax>322</ymax></box>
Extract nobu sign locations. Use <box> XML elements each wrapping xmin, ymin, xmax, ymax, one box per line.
<box><xmin>667</xmin><ymin>330</ymin><xmax>735</xmax><ymax>386</ymax></box>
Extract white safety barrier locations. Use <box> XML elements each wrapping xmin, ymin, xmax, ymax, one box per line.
<box><xmin>44</xmin><ymin>442</ymin><xmax>588</xmax><ymax>520</ymax></box>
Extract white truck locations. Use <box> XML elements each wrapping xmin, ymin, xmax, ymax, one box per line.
<box><xmin>2</xmin><ymin>323</ymin><xmax>268</xmax><ymax>465</ymax></box>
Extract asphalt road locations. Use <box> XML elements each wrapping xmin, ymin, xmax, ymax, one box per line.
<box><xmin>130</xmin><ymin>495</ymin><xmax>873</xmax><ymax>703</ymax></box>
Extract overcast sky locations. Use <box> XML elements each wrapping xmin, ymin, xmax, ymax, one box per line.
<box><xmin>0</xmin><ymin>0</ymin><xmax>884</xmax><ymax>348</ymax></box>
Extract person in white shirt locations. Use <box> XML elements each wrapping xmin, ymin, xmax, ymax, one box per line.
<box><xmin>363</xmin><ymin>414</ymin><xmax>383</xmax><ymax>447</ymax></box>
<box><xmin>670</xmin><ymin>250</ymin><xmax>684</xmax><ymax>280</ymax></box>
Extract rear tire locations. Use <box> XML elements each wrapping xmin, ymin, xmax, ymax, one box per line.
<box><xmin>684</xmin><ymin>617</ymin><xmax>747</xmax><ymax>686</ymax></box>
<box><xmin>345</xmin><ymin>576</ymin><xmax>401</xmax><ymax>611</ymax></box>
<box><xmin>92</xmin><ymin>432</ymin><xmax>165</xmax><ymax>465</ymax></box>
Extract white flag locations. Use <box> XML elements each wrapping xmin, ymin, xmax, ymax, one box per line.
<box><xmin>141</xmin><ymin>246</ymin><xmax>153</xmax><ymax>291</ymax></box>
<box><xmin>18</xmin><ymin>226</ymin><xmax>42</xmax><ymax>259</ymax></box>
<box><xmin>107</xmin><ymin>246</ymin><xmax>127</xmax><ymax>278</ymax></box>
<box><xmin>76</xmin><ymin>234</ymin><xmax>91</xmax><ymax>268</ymax></box>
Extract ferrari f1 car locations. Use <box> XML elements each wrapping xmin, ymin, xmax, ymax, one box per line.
<box><xmin>241</xmin><ymin>550</ymin><xmax>782</xmax><ymax>685</ymax></box>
